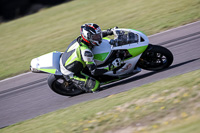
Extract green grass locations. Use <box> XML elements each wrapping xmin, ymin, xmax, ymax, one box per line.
<box><xmin>0</xmin><ymin>0</ymin><xmax>200</xmax><ymax>79</ymax></box>
<box><xmin>1</xmin><ymin>69</ymin><xmax>200</xmax><ymax>133</ymax></box>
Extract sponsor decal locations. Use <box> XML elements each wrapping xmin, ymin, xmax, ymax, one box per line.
<box><xmin>120</xmin><ymin>63</ymin><xmax>132</xmax><ymax>72</ymax></box>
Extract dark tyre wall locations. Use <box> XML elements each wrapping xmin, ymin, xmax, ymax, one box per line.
<box><xmin>0</xmin><ymin>0</ymin><xmax>69</xmax><ymax>21</ymax></box>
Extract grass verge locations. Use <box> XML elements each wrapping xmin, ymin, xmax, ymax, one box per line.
<box><xmin>0</xmin><ymin>0</ymin><xmax>200</xmax><ymax>79</ymax></box>
<box><xmin>1</xmin><ymin>69</ymin><xmax>200</xmax><ymax>133</ymax></box>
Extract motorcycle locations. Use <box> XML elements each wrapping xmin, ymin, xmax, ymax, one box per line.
<box><xmin>30</xmin><ymin>28</ymin><xmax>173</xmax><ymax>96</ymax></box>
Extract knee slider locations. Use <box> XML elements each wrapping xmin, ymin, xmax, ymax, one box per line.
<box><xmin>85</xmin><ymin>77</ymin><xmax>99</xmax><ymax>91</ymax></box>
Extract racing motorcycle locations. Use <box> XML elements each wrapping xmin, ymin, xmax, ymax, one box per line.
<box><xmin>30</xmin><ymin>28</ymin><xmax>173</xmax><ymax>96</ymax></box>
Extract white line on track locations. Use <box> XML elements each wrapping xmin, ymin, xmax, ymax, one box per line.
<box><xmin>0</xmin><ymin>72</ymin><xmax>32</xmax><ymax>83</ymax></box>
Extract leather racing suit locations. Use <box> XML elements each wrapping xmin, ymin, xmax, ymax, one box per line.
<box><xmin>60</xmin><ymin>30</ymin><xmax>113</xmax><ymax>92</ymax></box>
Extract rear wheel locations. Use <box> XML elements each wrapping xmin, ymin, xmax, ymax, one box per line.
<box><xmin>47</xmin><ymin>74</ymin><xmax>84</xmax><ymax>96</ymax></box>
<box><xmin>138</xmin><ymin>45</ymin><xmax>173</xmax><ymax>71</ymax></box>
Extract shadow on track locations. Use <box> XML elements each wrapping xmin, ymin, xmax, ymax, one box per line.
<box><xmin>100</xmin><ymin>57</ymin><xmax>200</xmax><ymax>91</ymax></box>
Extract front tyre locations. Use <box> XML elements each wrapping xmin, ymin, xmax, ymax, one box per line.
<box><xmin>138</xmin><ymin>44</ymin><xmax>173</xmax><ymax>71</ymax></box>
<box><xmin>47</xmin><ymin>74</ymin><xmax>84</xmax><ymax>96</ymax></box>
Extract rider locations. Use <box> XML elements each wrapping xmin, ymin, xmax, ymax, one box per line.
<box><xmin>60</xmin><ymin>23</ymin><xmax>121</xmax><ymax>93</ymax></box>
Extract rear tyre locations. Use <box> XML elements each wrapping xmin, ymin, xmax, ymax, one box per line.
<box><xmin>47</xmin><ymin>74</ymin><xmax>84</xmax><ymax>96</ymax></box>
<box><xmin>138</xmin><ymin>44</ymin><xmax>173</xmax><ymax>71</ymax></box>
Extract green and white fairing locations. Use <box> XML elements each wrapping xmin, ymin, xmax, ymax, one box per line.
<box><xmin>92</xmin><ymin>28</ymin><xmax>149</xmax><ymax>77</ymax></box>
<box><xmin>30</xmin><ymin>28</ymin><xmax>149</xmax><ymax>78</ymax></box>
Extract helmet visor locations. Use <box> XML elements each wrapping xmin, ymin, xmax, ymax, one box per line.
<box><xmin>91</xmin><ymin>33</ymin><xmax>102</xmax><ymax>42</ymax></box>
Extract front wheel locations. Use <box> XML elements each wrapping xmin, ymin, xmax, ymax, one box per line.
<box><xmin>138</xmin><ymin>44</ymin><xmax>173</xmax><ymax>71</ymax></box>
<box><xmin>47</xmin><ymin>74</ymin><xmax>84</xmax><ymax>96</ymax></box>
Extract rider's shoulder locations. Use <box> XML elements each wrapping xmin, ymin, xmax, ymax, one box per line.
<box><xmin>79</xmin><ymin>44</ymin><xmax>93</xmax><ymax>57</ymax></box>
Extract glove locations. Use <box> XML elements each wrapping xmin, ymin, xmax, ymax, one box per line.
<box><xmin>109</xmin><ymin>58</ymin><xmax>121</xmax><ymax>71</ymax></box>
<box><xmin>106</xmin><ymin>29</ymin><xmax>113</xmax><ymax>35</ymax></box>
<box><xmin>107</xmin><ymin>27</ymin><xmax>119</xmax><ymax>35</ymax></box>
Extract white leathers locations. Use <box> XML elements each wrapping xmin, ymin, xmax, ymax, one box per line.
<box><xmin>60</xmin><ymin>58</ymin><xmax>74</xmax><ymax>77</ymax></box>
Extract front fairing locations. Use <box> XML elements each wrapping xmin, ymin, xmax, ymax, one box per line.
<box><xmin>92</xmin><ymin>28</ymin><xmax>149</xmax><ymax>76</ymax></box>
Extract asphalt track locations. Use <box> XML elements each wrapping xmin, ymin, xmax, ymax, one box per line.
<box><xmin>0</xmin><ymin>21</ymin><xmax>200</xmax><ymax>128</ymax></box>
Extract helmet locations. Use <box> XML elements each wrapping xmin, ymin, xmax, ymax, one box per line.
<box><xmin>81</xmin><ymin>23</ymin><xmax>102</xmax><ymax>46</ymax></box>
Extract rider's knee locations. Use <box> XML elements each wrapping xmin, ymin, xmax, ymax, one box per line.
<box><xmin>85</xmin><ymin>77</ymin><xmax>100</xmax><ymax>92</ymax></box>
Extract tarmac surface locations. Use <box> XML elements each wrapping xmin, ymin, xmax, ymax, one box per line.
<box><xmin>0</xmin><ymin>21</ymin><xmax>200</xmax><ymax>128</ymax></box>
